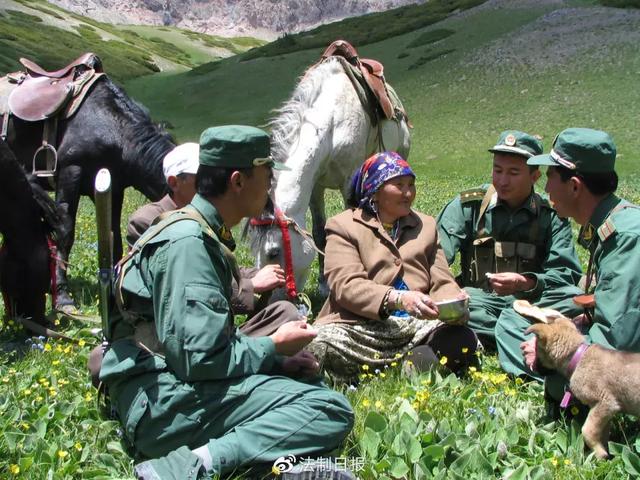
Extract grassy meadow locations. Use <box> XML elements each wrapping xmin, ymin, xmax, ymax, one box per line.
<box><xmin>2</xmin><ymin>0</ymin><xmax>640</xmax><ymax>478</ymax></box>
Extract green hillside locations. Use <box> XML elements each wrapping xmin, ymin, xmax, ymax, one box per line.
<box><xmin>0</xmin><ymin>0</ymin><xmax>265</xmax><ymax>82</ymax></box>
<box><xmin>125</xmin><ymin>0</ymin><xmax>640</xmax><ymax>187</ymax></box>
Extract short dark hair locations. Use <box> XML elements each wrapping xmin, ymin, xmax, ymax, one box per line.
<box><xmin>196</xmin><ymin>165</ymin><xmax>254</xmax><ymax>198</ymax></box>
<box><xmin>556</xmin><ymin>166</ymin><xmax>618</xmax><ymax>195</ymax></box>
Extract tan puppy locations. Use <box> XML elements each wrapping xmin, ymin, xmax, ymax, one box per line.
<box><xmin>524</xmin><ymin>311</ymin><xmax>640</xmax><ymax>459</ymax></box>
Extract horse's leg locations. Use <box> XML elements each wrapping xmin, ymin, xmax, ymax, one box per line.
<box><xmin>54</xmin><ymin>165</ymin><xmax>82</xmax><ymax>311</ymax></box>
<box><xmin>310</xmin><ymin>185</ymin><xmax>329</xmax><ymax>298</ymax></box>
<box><xmin>111</xmin><ymin>188</ymin><xmax>124</xmax><ymax>262</ymax></box>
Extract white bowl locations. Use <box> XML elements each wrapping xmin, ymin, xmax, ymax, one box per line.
<box><xmin>436</xmin><ymin>297</ymin><xmax>469</xmax><ymax>321</ymax></box>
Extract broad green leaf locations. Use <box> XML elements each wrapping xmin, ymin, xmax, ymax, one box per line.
<box><xmin>504</xmin><ymin>463</ymin><xmax>528</xmax><ymax>480</ymax></box>
<box><xmin>424</xmin><ymin>444</ymin><xmax>445</xmax><ymax>461</ymax></box>
<box><xmin>622</xmin><ymin>446</ymin><xmax>640</xmax><ymax>476</ymax></box>
<box><xmin>19</xmin><ymin>456</ymin><xmax>34</xmax><ymax>472</ymax></box>
<box><xmin>360</xmin><ymin>427</ymin><xmax>381</xmax><ymax>460</ymax></box>
<box><xmin>375</xmin><ymin>458</ymin><xmax>391</xmax><ymax>473</ymax></box>
<box><xmin>364</xmin><ymin>410</ymin><xmax>388</xmax><ymax>433</ymax></box>
<box><xmin>388</xmin><ymin>457</ymin><xmax>410</xmax><ymax>478</ymax></box>
<box><xmin>408</xmin><ymin>436</ymin><xmax>423</xmax><ymax>463</ymax></box>
<box><xmin>397</xmin><ymin>399</ymin><xmax>419</xmax><ymax>424</ymax></box>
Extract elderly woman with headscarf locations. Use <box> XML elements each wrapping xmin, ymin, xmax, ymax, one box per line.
<box><xmin>307</xmin><ymin>152</ymin><xmax>478</xmax><ymax>383</ymax></box>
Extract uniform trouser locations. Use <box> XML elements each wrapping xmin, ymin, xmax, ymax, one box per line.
<box><xmin>465</xmin><ymin>285</ymin><xmax>583</xmax><ymax>379</ymax></box>
<box><xmin>120</xmin><ymin>300</ymin><xmax>353</xmax><ymax>476</ymax></box>
<box><xmin>131</xmin><ymin>374</ymin><xmax>354</xmax><ymax>476</ymax></box>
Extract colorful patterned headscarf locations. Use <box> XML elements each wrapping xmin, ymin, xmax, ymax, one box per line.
<box><xmin>350</xmin><ymin>151</ymin><xmax>415</xmax><ymax>211</ymax></box>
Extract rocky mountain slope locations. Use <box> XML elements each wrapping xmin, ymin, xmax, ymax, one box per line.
<box><xmin>46</xmin><ymin>0</ymin><xmax>426</xmax><ymax>39</ymax></box>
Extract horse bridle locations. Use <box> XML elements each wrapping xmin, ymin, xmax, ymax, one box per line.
<box><xmin>249</xmin><ymin>204</ymin><xmax>323</xmax><ymax>304</ymax></box>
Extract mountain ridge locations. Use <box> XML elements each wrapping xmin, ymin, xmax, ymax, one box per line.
<box><xmin>46</xmin><ymin>0</ymin><xmax>428</xmax><ymax>39</ymax></box>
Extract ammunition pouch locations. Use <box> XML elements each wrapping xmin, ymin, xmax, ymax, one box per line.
<box><xmin>468</xmin><ymin>237</ymin><xmax>540</xmax><ymax>290</ymax></box>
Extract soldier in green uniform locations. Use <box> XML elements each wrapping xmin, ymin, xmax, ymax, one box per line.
<box><xmin>100</xmin><ymin>125</ymin><xmax>354</xmax><ymax>479</ymax></box>
<box><xmin>436</xmin><ymin>130</ymin><xmax>582</xmax><ymax>377</ymax></box>
<box><xmin>522</xmin><ymin>127</ymin><xmax>640</xmax><ymax>405</ymax></box>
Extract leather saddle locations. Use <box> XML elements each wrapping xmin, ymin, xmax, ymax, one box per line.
<box><xmin>7</xmin><ymin>52</ymin><xmax>104</xmax><ymax>122</ymax></box>
<box><xmin>319</xmin><ymin>40</ymin><xmax>396</xmax><ymax>121</ymax></box>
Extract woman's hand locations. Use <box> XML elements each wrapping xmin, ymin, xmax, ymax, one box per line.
<box><xmin>402</xmin><ymin>291</ymin><xmax>439</xmax><ymax>320</ymax></box>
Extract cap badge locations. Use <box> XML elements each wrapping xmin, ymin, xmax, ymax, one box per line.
<box><xmin>505</xmin><ymin>134</ymin><xmax>517</xmax><ymax>146</ymax></box>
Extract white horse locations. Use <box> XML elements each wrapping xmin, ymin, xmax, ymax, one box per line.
<box><xmin>248</xmin><ymin>55</ymin><xmax>411</xmax><ymax>301</ymax></box>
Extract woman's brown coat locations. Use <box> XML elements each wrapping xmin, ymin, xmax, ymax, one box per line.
<box><xmin>315</xmin><ymin>208</ymin><xmax>462</xmax><ymax>326</ymax></box>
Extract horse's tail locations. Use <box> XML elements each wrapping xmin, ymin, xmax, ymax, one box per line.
<box><xmin>27</xmin><ymin>176</ymin><xmax>66</xmax><ymax>242</ymax></box>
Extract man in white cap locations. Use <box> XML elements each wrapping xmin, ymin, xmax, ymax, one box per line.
<box><xmin>125</xmin><ymin>142</ymin><xmax>291</xmax><ymax>326</ymax></box>
<box><xmin>127</xmin><ymin>143</ymin><xmax>200</xmax><ymax>247</ymax></box>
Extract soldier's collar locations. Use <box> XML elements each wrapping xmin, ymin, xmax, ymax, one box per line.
<box><xmin>578</xmin><ymin>194</ymin><xmax>621</xmax><ymax>249</ymax></box>
<box><xmin>493</xmin><ymin>189</ymin><xmax>538</xmax><ymax>215</ymax></box>
<box><xmin>190</xmin><ymin>194</ymin><xmax>236</xmax><ymax>250</ymax></box>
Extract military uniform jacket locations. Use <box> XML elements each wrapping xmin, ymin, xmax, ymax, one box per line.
<box><xmin>126</xmin><ymin>193</ymin><xmax>261</xmax><ymax>315</ymax></box>
<box><xmin>579</xmin><ymin>194</ymin><xmax>640</xmax><ymax>351</ymax></box>
<box><xmin>315</xmin><ymin>208</ymin><xmax>462</xmax><ymax>326</ymax></box>
<box><xmin>100</xmin><ymin>194</ymin><xmax>278</xmax><ymax>395</ymax></box>
<box><xmin>436</xmin><ymin>185</ymin><xmax>581</xmax><ymax>298</ymax></box>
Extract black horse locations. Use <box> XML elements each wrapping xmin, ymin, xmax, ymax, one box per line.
<box><xmin>0</xmin><ymin>139</ymin><xmax>65</xmax><ymax>327</ymax></box>
<box><xmin>6</xmin><ymin>76</ymin><xmax>174</xmax><ymax>309</ymax></box>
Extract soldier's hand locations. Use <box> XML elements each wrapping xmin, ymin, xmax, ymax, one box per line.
<box><xmin>281</xmin><ymin>350</ymin><xmax>320</xmax><ymax>377</ymax></box>
<box><xmin>270</xmin><ymin>320</ymin><xmax>317</xmax><ymax>356</ymax></box>
<box><xmin>487</xmin><ymin>272</ymin><xmax>535</xmax><ymax>295</ymax></box>
<box><xmin>251</xmin><ymin>264</ymin><xmax>286</xmax><ymax>293</ymax></box>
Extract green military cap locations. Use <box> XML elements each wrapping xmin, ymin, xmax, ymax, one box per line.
<box><xmin>489</xmin><ymin>130</ymin><xmax>543</xmax><ymax>159</ymax></box>
<box><xmin>199</xmin><ymin>125</ymin><xmax>289</xmax><ymax>170</ymax></box>
<box><xmin>528</xmin><ymin>128</ymin><xmax>616</xmax><ymax>173</ymax></box>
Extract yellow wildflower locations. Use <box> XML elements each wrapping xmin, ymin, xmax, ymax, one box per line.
<box><xmin>22</xmin><ymin>388</ymin><xmax>32</xmax><ymax>396</ymax></box>
<box><xmin>74</xmin><ymin>442</ymin><xmax>83</xmax><ymax>451</ymax></box>
<box><xmin>551</xmin><ymin>458</ymin><xmax>558</xmax><ymax>467</ymax></box>
<box><xmin>272</xmin><ymin>465</ymin><xmax>282</xmax><ymax>476</ymax></box>
<box><xmin>461</xmin><ymin>347</ymin><xmax>469</xmax><ymax>353</ymax></box>
<box><xmin>57</xmin><ymin>450</ymin><xmax>69</xmax><ymax>459</ymax></box>
<box><xmin>44</xmin><ymin>343</ymin><xmax>52</xmax><ymax>352</ymax></box>
<box><xmin>52</xmin><ymin>360</ymin><xmax>60</xmax><ymax>366</ymax></box>
<box><xmin>421</xmin><ymin>379</ymin><xmax>431</xmax><ymax>386</ymax></box>
<box><xmin>63</xmin><ymin>346</ymin><xmax>71</xmax><ymax>354</ymax></box>
<box><xmin>55</xmin><ymin>345</ymin><xmax>63</xmax><ymax>353</ymax></box>
<box><xmin>564</xmin><ymin>459</ymin><xmax>571</xmax><ymax>466</ymax></box>
<box><xmin>2</xmin><ymin>378</ymin><xmax>8</xmax><ymax>384</ymax></box>
<box><xmin>362</xmin><ymin>398</ymin><xmax>371</xmax><ymax>408</ymax></box>
<box><xmin>379</xmin><ymin>372</ymin><xmax>386</xmax><ymax>378</ymax></box>
<box><xmin>10</xmin><ymin>464</ymin><xmax>20</xmax><ymax>475</ymax></box>
<box><xmin>439</xmin><ymin>356</ymin><xmax>448</xmax><ymax>365</ymax></box>
<box><xmin>8</xmin><ymin>368</ymin><xmax>16</xmax><ymax>374</ymax></box>
<box><xmin>515</xmin><ymin>377</ymin><xmax>524</xmax><ymax>386</ymax></box>
<box><xmin>412</xmin><ymin>401</ymin><xmax>420</xmax><ymax>410</ymax></box>
<box><xmin>405</xmin><ymin>360</ymin><xmax>413</xmax><ymax>366</ymax></box>
<box><xmin>54</xmin><ymin>318</ymin><xmax>60</xmax><ymax>326</ymax></box>
<box><xmin>374</xmin><ymin>400</ymin><xmax>383</xmax><ymax>409</ymax></box>
<box><xmin>36</xmin><ymin>396</ymin><xmax>43</xmax><ymax>402</ymax></box>
<box><xmin>390</xmin><ymin>362</ymin><xmax>398</xmax><ymax>368</ymax></box>
<box><xmin>469</xmin><ymin>366</ymin><xmax>477</xmax><ymax>373</ymax></box>
<box><xmin>78</xmin><ymin>339</ymin><xmax>86</xmax><ymax>347</ymax></box>
<box><xmin>84</xmin><ymin>392</ymin><xmax>93</xmax><ymax>402</ymax></box>
<box><xmin>406</xmin><ymin>350</ymin><xmax>413</xmax><ymax>356</ymax></box>
<box><xmin>361</xmin><ymin>365</ymin><xmax>369</xmax><ymax>371</ymax></box>
<box><xmin>394</xmin><ymin>353</ymin><xmax>403</xmax><ymax>359</ymax></box>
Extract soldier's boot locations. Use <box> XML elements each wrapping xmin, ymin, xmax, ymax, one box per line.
<box><xmin>134</xmin><ymin>446</ymin><xmax>204</xmax><ymax>480</ymax></box>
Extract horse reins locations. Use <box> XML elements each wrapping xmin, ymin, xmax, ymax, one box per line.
<box><xmin>249</xmin><ymin>205</ymin><xmax>324</xmax><ymax>302</ymax></box>
<box><xmin>250</xmin><ymin>207</ymin><xmax>298</xmax><ymax>300</ymax></box>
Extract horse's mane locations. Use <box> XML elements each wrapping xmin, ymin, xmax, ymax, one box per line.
<box><xmin>99</xmin><ymin>78</ymin><xmax>175</xmax><ymax>174</ymax></box>
<box><xmin>269</xmin><ymin>58</ymin><xmax>344</xmax><ymax>165</ymax></box>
